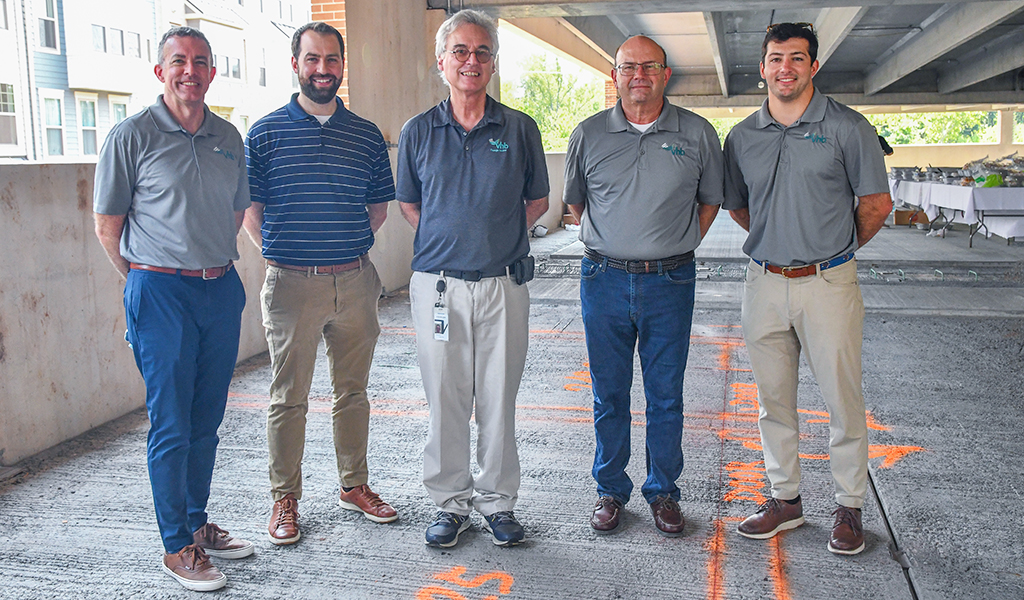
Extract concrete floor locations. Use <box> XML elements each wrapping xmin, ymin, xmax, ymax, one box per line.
<box><xmin>1</xmin><ymin>218</ymin><xmax>1022</xmax><ymax>599</ymax></box>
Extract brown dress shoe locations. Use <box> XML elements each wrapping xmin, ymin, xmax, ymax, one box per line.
<box><xmin>339</xmin><ymin>484</ymin><xmax>398</xmax><ymax>523</ymax></box>
<box><xmin>193</xmin><ymin>522</ymin><xmax>254</xmax><ymax>559</ymax></box>
<box><xmin>650</xmin><ymin>496</ymin><xmax>685</xmax><ymax>537</ymax></box>
<box><xmin>590</xmin><ymin>496</ymin><xmax>623</xmax><ymax>534</ymax></box>
<box><xmin>162</xmin><ymin>544</ymin><xmax>226</xmax><ymax>592</ymax></box>
<box><xmin>737</xmin><ymin>497</ymin><xmax>804</xmax><ymax>539</ymax></box>
<box><xmin>268</xmin><ymin>493</ymin><xmax>301</xmax><ymax>545</ymax></box>
<box><xmin>828</xmin><ymin>505</ymin><xmax>865</xmax><ymax>555</ymax></box>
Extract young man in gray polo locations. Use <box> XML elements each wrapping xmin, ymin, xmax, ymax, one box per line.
<box><xmin>723</xmin><ymin>23</ymin><xmax>892</xmax><ymax>555</ymax></box>
<box><xmin>563</xmin><ymin>35</ymin><xmax>723</xmax><ymax>537</ymax></box>
<box><xmin>396</xmin><ymin>9</ymin><xmax>548</xmax><ymax>549</ymax></box>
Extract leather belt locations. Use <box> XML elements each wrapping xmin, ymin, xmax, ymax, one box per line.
<box><xmin>426</xmin><ymin>266</ymin><xmax>511</xmax><ymax>281</ymax></box>
<box><xmin>584</xmin><ymin>248</ymin><xmax>694</xmax><ymax>274</ymax></box>
<box><xmin>267</xmin><ymin>257</ymin><xmax>362</xmax><ymax>275</ymax></box>
<box><xmin>129</xmin><ymin>262</ymin><xmax>234</xmax><ymax>280</ymax></box>
<box><xmin>752</xmin><ymin>253</ymin><xmax>855</xmax><ymax>279</ymax></box>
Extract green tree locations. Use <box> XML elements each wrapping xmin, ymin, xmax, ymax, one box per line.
<box><xmin>500</xmin><ymin>54</ymin><xmax>603</xmax><ymax>152</ymax></box>
<box><xmin>865</xmin><ymin>111</ymin><xmax>998</xmax><ymax>145</ymax></box>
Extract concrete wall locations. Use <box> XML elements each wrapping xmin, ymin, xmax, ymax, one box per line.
<box><xmin>0</xmin><ymin>163</ymin><xmax>267</xmax><ymax>466</ymax></box>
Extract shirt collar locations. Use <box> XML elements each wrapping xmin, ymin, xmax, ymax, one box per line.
<box><xmin>606</xmin><ymin>97</ymin><xmax>678</xmax><ymax>133</ymax></box>
<box><xmin>150</xmin><ymin>95</ymin><xmax>215</xmax><ymax>136</ymax></box>
<box><xmin>285</xmin><ymin>94</ymin><xmax>350</xmax><ymax>125</ymax></box>
<box><xmin>755</xmin><ymin>88</ymin><xmax>826</xmax><ymax>129</ymax></box>
<box><xmin>430</xmin><ymin>95</ymin><xmax>504</xmax><ymax>130</ymax></box>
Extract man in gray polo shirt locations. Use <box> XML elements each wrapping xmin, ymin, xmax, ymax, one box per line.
<box><xmin>563</xmin><ymin>35</ymin><xmax>723</xmax><ymax>537</ymax></box>
<box><xmin>723</xmin><ymin>23</ymin><xmax>892</xmax><ymax>555</ymax></box>
<box><xmin>94</xmin><ymin>27</ymin><xmax>252</xmax><ymax>591</ymax></box>
<box><xmin>396</xmin><ymin>9</ymin><xmax>548</xmax><ymax>549</ymax></box>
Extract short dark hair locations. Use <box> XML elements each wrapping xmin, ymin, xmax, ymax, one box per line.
<box><xmin>761</xmin><ymin>23</ymin><xmax>818</xmax><ymax>64</ymax></box>
<box><xmin>157</xmin><ymin>26</ymin><xmax>212</xmax><ymax>66</ymax></box>
<box><xmin>292</xmin><ymin>22</ymin><xmax>345</xmax><ymax>60</ymax></box>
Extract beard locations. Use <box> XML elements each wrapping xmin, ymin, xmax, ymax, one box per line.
<box><xmin>299</xmin><ymin>74</ymin><xmax>341</xmax><ymax>105</ymax></box>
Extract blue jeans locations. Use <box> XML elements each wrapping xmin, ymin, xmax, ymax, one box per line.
<box><xmin>124</xmin><ymin>268</ymin><xmax>245</xmax><ymax>553</ymax></box>
<box><xmin>580</xmin><ymin>256</ymin><xmax>696</xmax><ymax>504</ymax></box>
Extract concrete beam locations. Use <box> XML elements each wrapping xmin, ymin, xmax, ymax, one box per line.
<box><xmin>668</xmin><ymin>89</ymin><xmax>1024</xmax><ymax>109</ymax></box>
<box><xmin>427</xmin><ymin>0</ymin><xmax>990</xmax><ymax>19</ymax></box>
<box><xmin>703</xmin><ymin>11</ymin><xmax>729</xmax><ymax>97</ymax></box>
<box><xmin>864</xmin><ymin>1</ymin><xmax>1024</xmax><ymax>95</ymax></box>
<box><xmin>562</xmin><ymin>15</ymin><xmax>626</xmax><ymax>58</ymax></box>
<box><xmin>937</xmin><ymin>25</ymin><xmax>1024</xmax><ymax>93</ymax></box>
<box><xmin>504</xmin><ymin>17</ymin><xmax>614</xmax><ymax>78</ymax></box>
<box><xmin>814</xmin><ymin>6</ymin><xmax>868</xmax><ymax>67</ymax></box>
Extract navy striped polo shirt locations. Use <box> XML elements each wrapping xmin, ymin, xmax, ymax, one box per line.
<box><xmin>246</xmin><ymin>94</ymin><xmax>395</xmax><ymax>266</ymax></box>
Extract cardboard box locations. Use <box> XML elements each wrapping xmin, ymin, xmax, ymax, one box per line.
<box><xmin>894</xmin><ymin>209</ymin><xmax>929</xmax><ymax>226</ymax></box>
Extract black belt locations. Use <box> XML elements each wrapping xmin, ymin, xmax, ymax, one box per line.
<box><xmin>584</xmin><ymin>248</ymin><xmax>694</xmax><ymax>274</ymax></box>
<box><xmin>426</xmin><ymin>267</ymin><xmax>511</xmax><ymax>281</ymax></box>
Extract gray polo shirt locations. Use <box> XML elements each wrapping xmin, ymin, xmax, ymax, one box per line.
<box><xmin>723</xmin><ymin>89</ymin><xmax>888</xmax><ymax>266</ymax></box>
<box><xmin>396</xmin><ymin>95</ymin><xmax>549</xmax><ymax>274</ymax></box>
<box><xmin>563</xmin><ymin>98</ymin><xmax>725</xmax><ymax>261</ymax></box>
<box><xmin>94</xmin><ymin>96</ymin><xmax>250</xmax><ymax>270</ymax></box>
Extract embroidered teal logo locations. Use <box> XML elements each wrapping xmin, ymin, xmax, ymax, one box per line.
<box><xmin>660</xmin><ymin>143</ymin><xmax>685</xmax><ymax>156</ymax></box>
<box><xmin>803</xmin><ymin>132</ymin><xmax>828</xmax><ymax>144</ymax></box>
<box><xmin>488</xmin><ymin>138</ymin><xmax>509</xmax><ymax>153</ymax></box>
<box><xmin>213</xmin><ymin>146</ymin><xmax>236</xmax><ymax>160</ymax></box>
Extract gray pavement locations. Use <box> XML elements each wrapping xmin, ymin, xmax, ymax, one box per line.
<box><xmin>1</xmin><ymin>218</ymin><xmax>1023</xmax><ymax>599</ymax></box>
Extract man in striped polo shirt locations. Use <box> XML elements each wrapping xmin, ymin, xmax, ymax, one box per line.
<box><xmin>243</xmin><ymin>22</ymin><xmax>397</xmax><ymax>546</ymax></box>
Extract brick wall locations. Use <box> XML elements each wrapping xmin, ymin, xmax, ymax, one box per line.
<box><xmin>605</xmin><ymin>79</ymin><xmax>617</xmax><ymax>108</ymax></box>
<box><xmin>310</xmin><ymin>1</ymin><xmax>349</xmax><ymax>105</ymax></box>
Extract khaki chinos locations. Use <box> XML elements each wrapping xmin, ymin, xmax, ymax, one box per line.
<box><xmin>741</xmin><ymin>258</ymin><xmax>868</xmax><ymax>509</ymax></box>
<box><xmin>263</xmin><ymin>256</ymin><xmax>383</xmax><ymax>501</ymax></box>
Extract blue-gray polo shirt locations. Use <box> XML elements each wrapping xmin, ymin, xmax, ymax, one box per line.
<box><xmin>93</xmin><ymin>95</ymin><xmax>250</xmax><ymax>270</ymax></box>
<box><xmin>723</xmin><ymin>89</ymin><xmax>889</xmax><ymax>266</ymax></box>
<box><xmin>396</xmin><ymin>95</ymin><xmax>549</xmax><ymax>274</ymax></box>
<box><xmin>246</xmin><ymin>94</ymin><xmax>395</xmax><ymax>266</ymax></box>
<box><xmin>563</xmin><ymin>98</ymin><xmax>725</xmax><ymax>260</ymax></box>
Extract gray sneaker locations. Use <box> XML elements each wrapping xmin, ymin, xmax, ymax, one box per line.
<box><xmin>425</xmin><ymin>511</ymin><xmax>471</xmax><ymax>548</ymax></box>
<box><xmin>737</xmin><ymin>497</ymin><xmax>804</xmax><ymax>539</ymax></box>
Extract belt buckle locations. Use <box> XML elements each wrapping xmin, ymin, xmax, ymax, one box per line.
<box><xmin>780</xmin><ymin>265</ymin><xmax>802</xmax><ymax>278</ymax></box>
<box><xmin>313</xmin><ymin>265</ymin><xmax>328</xmax><ymax>276</ymax></box>
<box><xmin>202</xmin><ymin>267</ymin><xmax>217</xmax><ymax>280</ymax></box>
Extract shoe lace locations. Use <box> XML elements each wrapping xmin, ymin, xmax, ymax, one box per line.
<box><xmin>180</xmin><ymin>544</ymin><xmax>210</xmax><ymax>568</ymax></box>
<box><xmin>756</xmin><ymin>497</ymin><xmax>784</xmax><ymax>514</ymax></box>
<box><xmin>488</xmin><ymin>511</ymin><xmax>517</xmax><ymax>526</ymax></box>
<box><xmin>203</xmin><ymin>522</ymin><xmax>230</xmax><ymax>540</ymax></box>
<box><xmin>354</xmin><ymin>484</ymin><xmax>387</xmax><ymax>508</ymax></box>
<box><xmin>434</xmin><ymin>511</ymin><xmax>464</xmax><ymax>526</ymax></box>
<box><xmin>275</xmin><ymin>498</ymin><xmax>299</xmax><ymax>526</ymax></box>
<box><xmin>832</xmin><ymin>507</ymin><xmax>862</xmax><ymax>533</ymax></box>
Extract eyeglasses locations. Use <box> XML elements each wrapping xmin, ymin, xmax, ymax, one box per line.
<box><xmin>614</xmin><ymin>62</ymin><xmax>666</xmax><ymax>76</ymax></box>
<box><xmin>766</xmin><ymin>22</ymin><xmax>814</xmax><ymax>33</ymax></box>
<box><xmin>447</xmin><ymin>48</ymin><xmax>493</xmax><ymax>64</ymax></box>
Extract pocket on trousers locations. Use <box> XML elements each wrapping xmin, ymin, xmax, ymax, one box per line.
<box><xmin>580</xmin><ymin>256</ymin><xmax>600</xmax><ymax>281</ymax></box>
<box><xmin>820</xmin><ymin>260</ymin><xmax>858</xmax><ymax>286</ymax></box>
<box><xmin>663</xmin><ymin>264</ymin><xmax>695</xmax><ymax>285</ymax></box>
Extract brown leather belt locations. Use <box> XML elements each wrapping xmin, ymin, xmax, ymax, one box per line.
<box><xmin>752</xmin><ymin>253</ymin><xmax>855</xmax><ymax>279</ymax></box>
<box><xmin>267</xmin><ymin>257</ymin><xmax>362</xmax><ymax>275</ymax></box>
<box><xmin>130</xmin><ymin>262</ymin><xmax>234</xmax><ymax>279</ymax></box>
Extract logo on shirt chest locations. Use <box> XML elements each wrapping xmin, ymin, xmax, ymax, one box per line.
<box><xmin>660</xmin><ymin>143</ymin><xmax>685</xmax><ymax>156</ymax></box>
<box><xmin>213</xmin><ymin>146</ymin><xmax>236</xmax><ymax>160</ymax></box>
<box><xmin>488</xmin><ymin>138</ymin><xmax>509</xmax><ymax>153</ymax></box>
<box><xmin>803</xmin><ymin>132</ymin><xmax>828</xmax><ymax>144</ymax></box>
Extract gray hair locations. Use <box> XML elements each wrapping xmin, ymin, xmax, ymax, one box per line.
<box><xmin>434</xmin><ymin>9</ymin><xmax>499</xmax><ymax>59</ymax></box>
<box><xmin>157</xmin><ymin>26</ymin><xmax>212</xmax><ymax>66</ymax></box>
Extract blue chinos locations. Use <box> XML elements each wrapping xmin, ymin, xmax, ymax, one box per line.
<box><xmin>580</xmin><ymin>256</ymin><xmax>696</xmax><ymax>504</ymax></box>
<box><xmin>124</xmin><ymin>268</ymin><xmax>246</xmax><ymax>553</ymax></box>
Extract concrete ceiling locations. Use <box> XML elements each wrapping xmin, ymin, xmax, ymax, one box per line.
<box><xmin>429</xmin><ymin>0</ymin><xmax>1024</xmax><ymax>110</ymax></box>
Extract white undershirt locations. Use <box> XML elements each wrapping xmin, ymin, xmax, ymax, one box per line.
<box><xmin>629</xmin><ymin>120</ymin><xmax>655</xmax><ymax>133</ymax></box>
<box><xmin>314</xmin><ymin>115</ymin><xmax>330</xmax><ymax>125</ymax></box>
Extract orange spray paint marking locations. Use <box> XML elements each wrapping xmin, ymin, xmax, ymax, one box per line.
<box><xmin>722</xmin><ymin>460</ymin><xmax>767</xmax><ymax>504</ymax></box>
<box><xmin>768</xmin><ymin>536</ymin><xmax>792</xmax><ymax>600</ymax></box>
<box><xmin>704</xmin><ymin>519</ymin><xmax>727</xmax><ymax>600</ymax></box>
<box><xmin>869</xmin><ymin>444</ymin><xmax>925</xmax><ymax>468</ymax></box>
<box><xmin>416</xmin><ymin>587</ymin><xmax>468</xmax><ymax>600</ymax></box>
<box><xmin>564</xmin><ymin>361</ymin><xmax>592</xmax><ymax>392</ymax></box>
<box><xmin>433</xmin><ymin>566</ymin><xmax>514</xmax><ymax>595</ymax></box>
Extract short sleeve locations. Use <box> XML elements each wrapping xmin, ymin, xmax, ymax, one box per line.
<box><xmin>367</xmin><ymin>129</ymin><xmax>396</xmax><ymax>205</ymax></box>
<box><xmin>562</xmin><ymin>124</ymin><xmax>587</xmax><ymax>206</ymax></box>
<box><xmin>841</xmin><ymin>113</ymin><xmax>890</xmax><ymax>198</ymax></box>
<box><xmin>93</xmin><ymin>123</ymin><xmax>137</xmax><ymax>215</ymax></box>
<box><xmin>695</xmin><ymin>120</ymin><xmax>725</xmax><ymax>207</ymax></box>
<box><xmin>520</xmin><ymin>116</ymin><xmax>549</xmax><ymax>201</ymax></box>
<box><xmin>395</xmin><ymin>119</ymin><xmax>423</xmax><ymax>205</ymax></box>
<box><xmin>722</xmin><ymin>128</ymin><xmax>749</xmax><ymax>211</ymax></box>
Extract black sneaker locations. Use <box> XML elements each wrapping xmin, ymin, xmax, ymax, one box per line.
<box><xmin>425</xmin><ymin>511</ymin><xmax>471</xmax><ymax>548</ymax></box>
<box><xmin>482</xmin><ymin>511</ymin><xmax>525</xmax><ymax>547</ymax></box>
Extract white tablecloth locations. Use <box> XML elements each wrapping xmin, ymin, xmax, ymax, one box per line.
<box><xmin>892</xmin><ymin>181</ymin><xmax>1024</xmax><ymax>239</ymax></box>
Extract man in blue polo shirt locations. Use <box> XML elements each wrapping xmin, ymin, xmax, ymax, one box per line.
<box><xmin>94</xmin><ymin>26</ymin><xmax>253</xmax><ymax>592</ymax></box>
<box><xmin>244</xmin><ymin>22</ymin><xmax>397</xmax><ymax>547</ymax></box>
<box><xmin>723</xmin><ymin>23</ymin><xmax>892</xmax><ymax>555</ymax></box>
<box><xmin>396</xmin><ymin>9</ymin><xmax>549</xmax><ymax>549</ymax></box>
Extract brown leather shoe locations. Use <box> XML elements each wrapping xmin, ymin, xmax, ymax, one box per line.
<box><xmin>268</xmin><ymin>493</ymin><xmax>301</xmax><ymax>545</ymax></box>
<box><xmin>590</xmin><ymin>496</ymin><xmax>623</xmax><ymax>534</ymax></box>
<box><xmin>828</xmin><ymin>505</ymin><xmax>865</xmax><ymax>555</ymax></box>
<box><xmin>339</xmin><ymin>484</ymin><xmax>398</xmax><ymax>523</ymax></box>
<box><xmin>737</xmin><ymin>497</ymin><xmax>805</xmax><ymax>539</ymax></box>
<box><xmin>193</xmin><ymin>522</ymin><xmax>254</xmax><ymax>559</ymax></box>
<box><xmin>650</xmin><ymin>496</ymin><xmax>685</xmax><ymax>537</ymax></box>
<box><xmin>162</xmin><ymin>544</ymin><xmax>226</xmax><ymax>592</ymax></box>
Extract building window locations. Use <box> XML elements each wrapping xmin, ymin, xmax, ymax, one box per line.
<box><xmin>77</xmin><ymin>95</ymin><xmax>98</xmax><ymax>155</ymax></box>
<box><xmin>42</xmin><ymin>93</ymin><xmax>63</xmax><ymax>155</ymax></box>
<box><xmin>0</xmin><ymin>83</ymin><xmax>16</xmax><ymax>145</ymax></box>
<box><xmin>108</xmin><ymin>28</ymin><xmax>123</xmax><ymax>55</ymax></box>
<box><xmin>289</xmin><ymin>2</ymin><xmax>293</xmax><ymax>22</ymax></box>
<box><xmin>92</xmin><ymin>25</ymin><xmax>105</xmax><ymax>52</ymax></box>
<box><xmin>110</xmin><ymin>95</ymin><xmax>129</xmax><ymax>124</ymax></box>
<box><xmin>1</xmin><ymin>0</ymin><xmax>9</xmax><ymax>30</ymax></box>
<box><xmin>126</xmin><ymin>32</ymin><xmax>140</xmax><ymax>58</ymax></box>
<box><xmin>259</xmin><ymin>48</ymin><xmax>266</xmax><ymax>86</ymax></box>
<box><xmin>39</xmin><ymin>0</ymin><xmax>57</xmax><ymax>49</ymax></box>
<box><xmin>231</xmin><ymin>58</ymin><xmax>241</xmax><ymax>79</ymax></box>
<box><xmin>277</xmin><ymin>0</ymin><xmax>282</xmax><ymax>19</ymax></box>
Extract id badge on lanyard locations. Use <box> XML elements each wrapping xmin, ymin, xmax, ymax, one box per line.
<box><xmin>433</xmin><ymin>277</ymin><xmax>448</xmax><ymax>342</ymax></box>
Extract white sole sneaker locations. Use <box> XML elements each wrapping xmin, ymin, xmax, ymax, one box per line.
<box><xmin>828</xmin><ymin>540</ymin><xmax>866</xmax><ymax>555</ymax></box>
<box><xmin>202</xmin><ymin>540</ymin><xmax>255</xmax><ymax>559</ymax></box>
<box><xmin>339</xmin><ymin>498</ymin><xmax>399</xmax><ymax>523</ymax></box>
<box><xmin>268</xmin><ymin>530</ymin><xmax>300</xmax><ymax>546</ymax></box>
<box><xmin>737</xmin><ymin>516</ymin><xmax>805</xmax><ymax>540</ymax></box>
<box><xmin>162</xmin><ymin>564</ymin><xmax>227</xmax><ymax>592</ymax></box>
